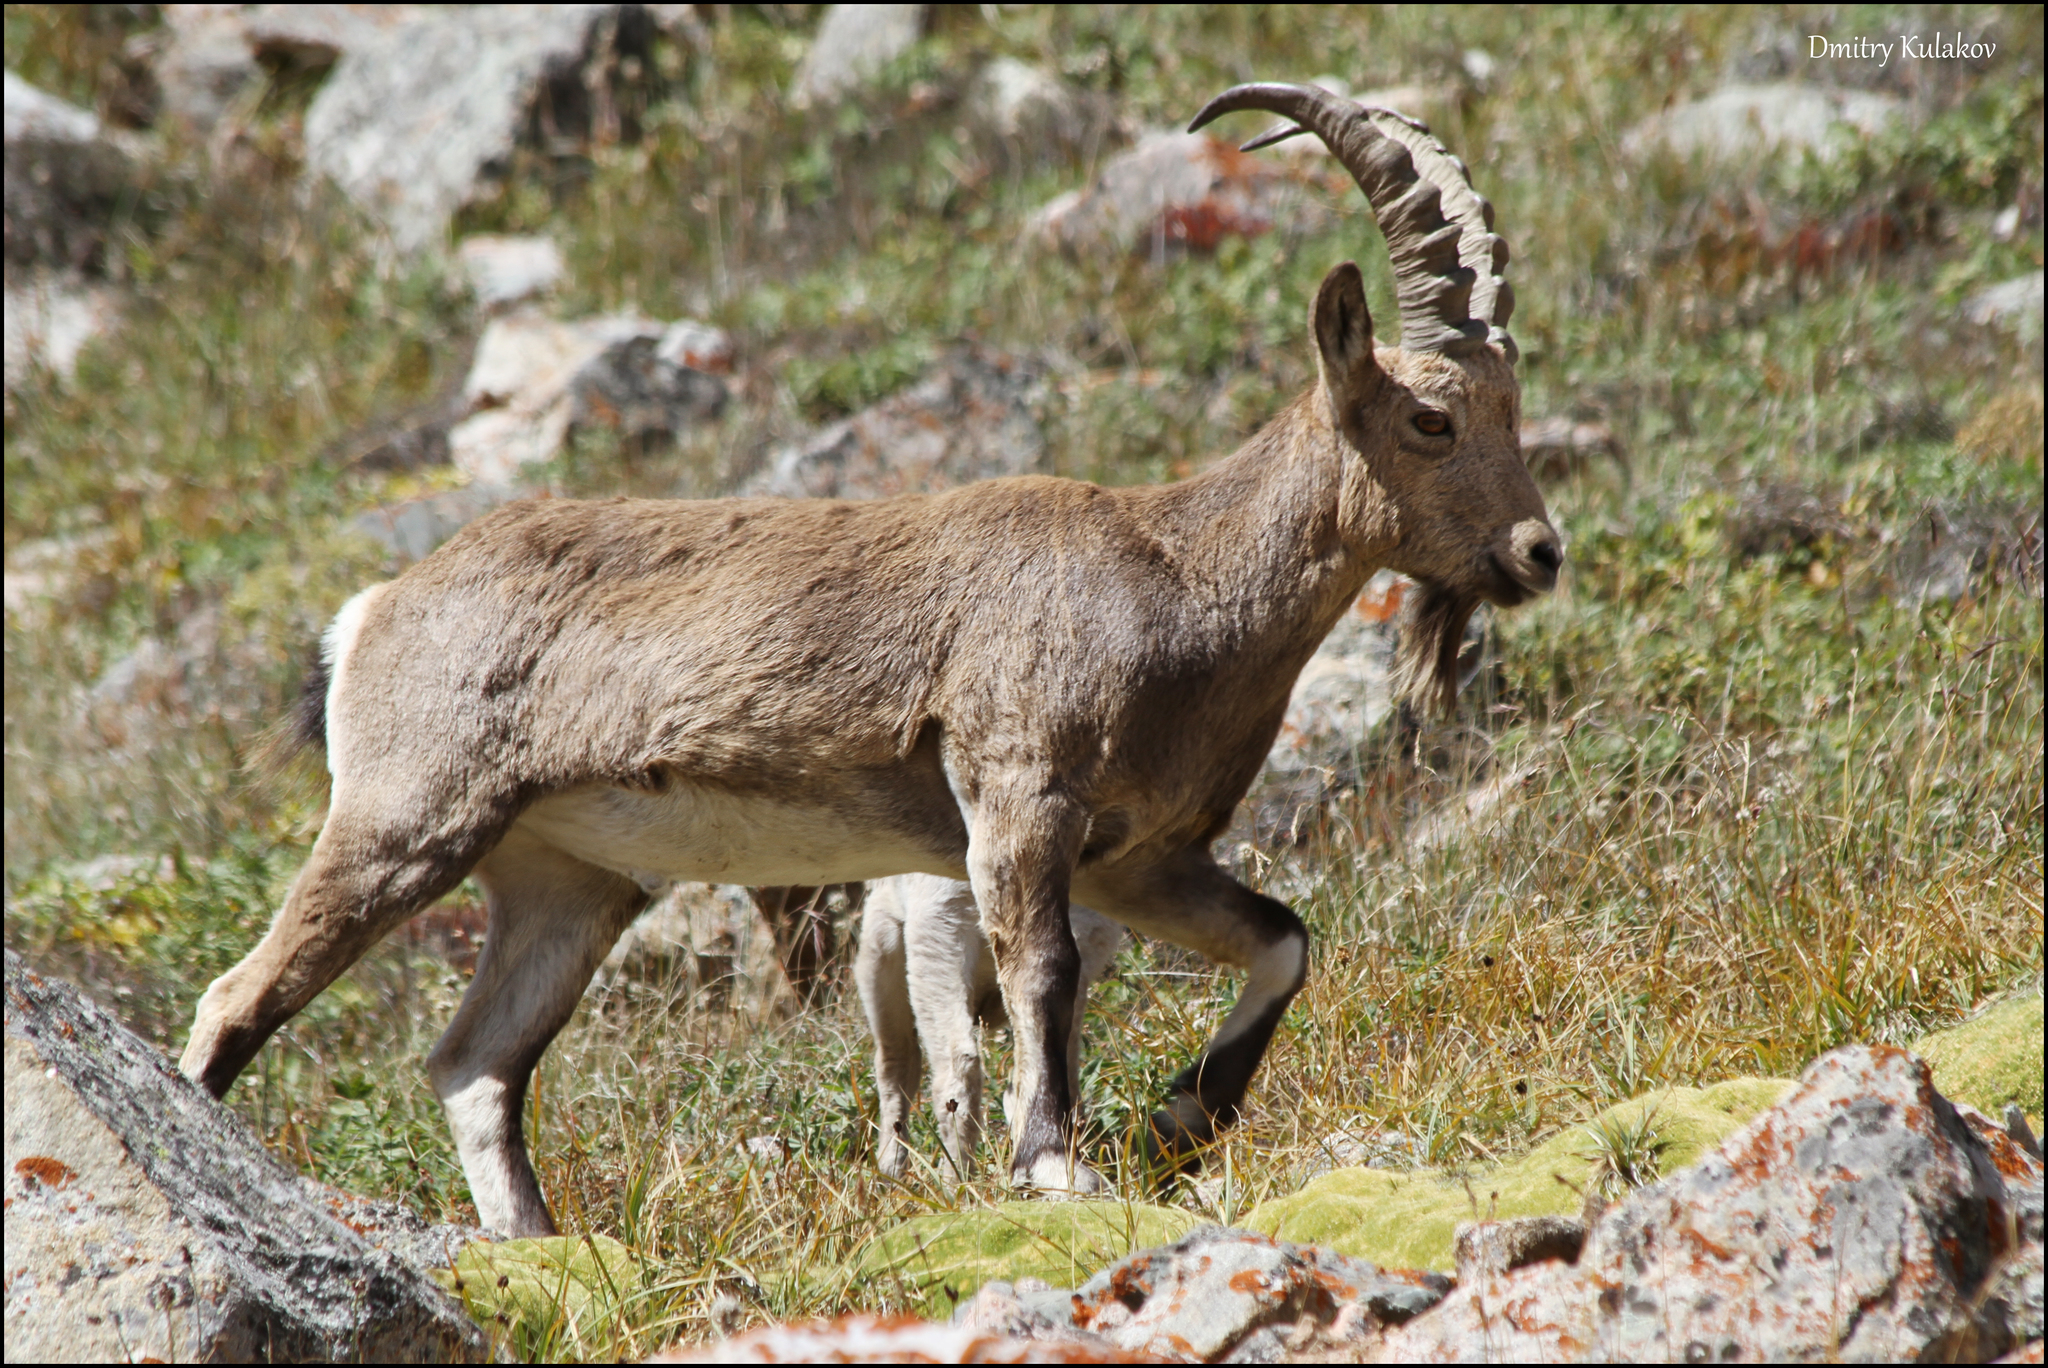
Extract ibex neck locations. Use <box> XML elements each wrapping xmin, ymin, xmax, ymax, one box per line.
<box><xmin>1143</xmin><ymin>393</ymin><xmax>1375</xmax><ymax>647</ymax></box>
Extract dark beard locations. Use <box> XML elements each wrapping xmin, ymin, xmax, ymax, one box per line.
<box><xmin>1391</xmin><ymin>581</ymin><xmax>1480</xmax><ymax>718</ymax></box>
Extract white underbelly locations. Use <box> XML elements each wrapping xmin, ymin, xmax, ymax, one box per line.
<box><xmin>516</xmin><ymin>782</ymin><xmax>949</xmax><ymax>887</ymax></box>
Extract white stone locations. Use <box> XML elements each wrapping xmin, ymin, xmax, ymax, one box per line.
<box><xmin>1623</xmin><ymin>82</ymin><xmax>1907</xmax><ymax>164</ymax></box>
<box><xmin>455</xmin><ymin>234</ymin><xmax>565</xmax><ymax>309</ymax></box>
<box><xmin>2</xmin><ymin>274</ymin><xmax>120</xmax><ymax>390</ymax></box>
<box><xmin>791</xmin><ymin>4</ymin><xmax>925</xmax><ymax>107</ymax></box>
<box><xmin>3</xmin><ymin>69</ymin><xmax>102</xmax><ymax>143</ymax></box>
<box><xmin>1964</xmin><ymin>270</ymin><xmax>2044</xmax><ymax>335</ymax></box>
<box><xmin>969</xmin><ymin>56</ymin><xmax>1081</xmax><ymax>146</ymax></box>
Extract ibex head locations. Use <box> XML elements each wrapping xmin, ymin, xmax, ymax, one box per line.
<box><xmin>1192</xmin><ymin>84</ymin><xmax>1562</xmax><ymax>714</ymax></box>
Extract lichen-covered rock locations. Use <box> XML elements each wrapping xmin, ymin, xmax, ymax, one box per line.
<box><xmin>1375</xmin><ymin>1045</ymin><xmax>2045</xmax><ymax>1363</ymax></box>
<box><xmin>3</xmin><ymin>950</ymin><xmax>490</xmax><ymax>1363</ymax></box>
<box><xmin>1057</xmin><ymin>1226</ymin><xmax>1450</xmax><ymax>1362</ymax></box>
<box><xmin>746</xmin><ymin>349</ymin><xmax>1045</xmax><ymax>501</ymax></box>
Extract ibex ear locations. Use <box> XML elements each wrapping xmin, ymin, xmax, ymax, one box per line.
<box><xmin>1312</xmin><ymin>262</ymin><xmax>1382</xmax><ymax>439</ymax></box>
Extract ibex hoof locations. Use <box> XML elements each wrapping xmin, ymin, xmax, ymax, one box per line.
<box><xmin>1014</xmin><ymin>1151</ymin><xmax>1110</xmax><ymax>1198</ymax></box>
<box><xmin>1142</xmin><ymin>1106</ymin><xmax>1213</xmax><ymax>1184</ymax></box>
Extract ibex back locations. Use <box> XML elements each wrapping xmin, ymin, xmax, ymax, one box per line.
<box><xmin>181</xmin><ymin>84</ymin><xmax>1561</xmax><ymax>1236</ymax></box>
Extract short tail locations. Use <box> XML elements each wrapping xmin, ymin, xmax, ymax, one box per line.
<box><xmin>251</xmin><ymin>641</ymin><xmax>329</xmax><ymax>774</ymax></box>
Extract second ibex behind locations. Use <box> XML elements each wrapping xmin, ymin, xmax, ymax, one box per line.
<box><xmin>179</xmin><ymin>83</ymin><xmax>1561</xmax><ymax>1236</ymax></box>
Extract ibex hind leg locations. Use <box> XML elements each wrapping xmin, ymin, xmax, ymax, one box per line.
<box><xmin>428</xmin><ymin>826</ymin><xmax>648</xmax><ymax>1237</ymax></box>
<box><xmin>1080</xmin><ymin>851</ymin><xmax>1309</xmax><ymax>1183</ymax></box>
<box><xmin>180</xmin><ymin>801</ymin><xmax>502</xmax><ymax>1100</ymax></box>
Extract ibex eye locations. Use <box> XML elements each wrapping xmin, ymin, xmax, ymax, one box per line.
<box><xmin>1413</xmin><ymin>411</ymin><xmax>1451</xmax><ymax>437</ymax></box>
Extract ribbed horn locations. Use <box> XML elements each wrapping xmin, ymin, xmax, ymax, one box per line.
<box><xmin>1189</xmin><ymin>83</ymin><xmax>1516</xmax><ymax>364</ymax></box>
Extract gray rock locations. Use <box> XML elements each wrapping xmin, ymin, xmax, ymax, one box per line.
<box><xmin>1451</xmin><ymin>1215</ymin><xmax>1586</xmax><ymax>1280</ymax></box>
<box><xmin>747</xmin><ymin>348</ymin><xmax>1045</xmax><ymax>500</ymax></box>
<box><xmin>3</xmin><ymin>271</ymin><xmax>120</xmax><ymax>390</ymax></box>
<box><xmin>352</xmin><ymin>482</ymin><xmax>522</xmax><ymax>564</ymax></box>
<box><xmin>792</xmin><ymin>4</ymin><xmax>926</xmax><ymax>108</ymax></box>
<box><xmin>1623</xmin><ymin>82</ymin><xmax>1907</xmax><ymax>165</ymax></box>
<box><xmin>1377</xmin><ymin>1045</ymin><xmax>2047</xmax><ymax>1363</ymax></box>
<box><xmin>1031</xmin><ymin>129</ymin><xmax>1332</xmax><ymax>260</ymax></box>
<box><xmin>1965</xmin><ymin>271</ymin><xmax>2044</xmax><ymax>339</ymax></box>
<box><xmin>450</xmin><ymin>310</ymin><xmax>730</xmax><ymax>485</ymax></box>
<box><xmin>967</xmin><ymin>57</ymin><xmax>1092</xmax><ymax>155</ymax></box>
<box><xmin>1520</xmin><ymin>416</ymin><xmax>1628</xmax><ymax>486</ymax></box>
<box><xmin>304</xmin><ymin>5</ymin><xmax>656</xmax><ymax>254</ymax></box>
<box><xmin>3</xmin><ymin>71</ymin><xmax>135</xmax><ymax>272</ymax></box>
<box><xmin>3</xmin><ymin>950</ymin><xmax>490</xmax><ymax>1363</ymax></box>
<box><xmin>1066</xmin><ymin>1226</ymin><xmax>1450</xmax><ymax>1361</ymax></box>
<box><xmin>80</xmin><ymin>603</ymin><xmax>275</xmax><ymax>759</ymax></box>
<box><xmin>570</xmin><ymin>332</ymin><xmax>729</xmax><ymax>450</ymax></box>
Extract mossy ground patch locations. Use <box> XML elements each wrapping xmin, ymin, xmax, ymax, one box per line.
<box><xmin>842</xmin><ymin>1199</ymin><xmax>1200</xmax><ymax>1319</ymax></box>
<box><xmin>1912</xmin><ymin>989</ymin><xmax>2044</xmax><ymax>1128</ymax></box>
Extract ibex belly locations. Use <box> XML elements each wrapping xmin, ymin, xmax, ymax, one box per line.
<box><xmin>516</xmin><ymin>781</ymin><xmax>951</xmax><ymax>887</ymax></box>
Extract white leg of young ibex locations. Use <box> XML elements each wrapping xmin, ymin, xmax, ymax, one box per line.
<box><xmin>899</xmin><ymin>874</ymin><xmax>995</xmax><ymax>1178</ymax></box>
<box><xmin>966</xmin><ymin>794</ymin><xmax>1104</xmax><ymax>1195</ymax></box>
<box><xmin>1077</xmin><ymin>848</ymin><xmax>1309</xmax><ymax>1177</ymax></box>
<box><xmin>427</xmin><ymin>826</ymin><xmax>648</xmax><ymax>1236</ymax></box>
<box><xmin>853</xmin><ymin>880</ymin><xmax>921</xmax><ymax>1180</ymax></box>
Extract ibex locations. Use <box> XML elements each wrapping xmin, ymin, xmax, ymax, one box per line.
<box><xmin>180</xmin><ymin>84</ymin><xmax>1559</xmax><ymax>1236</ymax></box>
<box><xmin>858</xmin><ymin>874</ymin><xmax>1126</xmax><ymax>1180</ymax></box>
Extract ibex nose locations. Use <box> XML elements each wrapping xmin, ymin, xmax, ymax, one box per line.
<box><xmin>1506</xmin><ymin>519</ymin><xmax>1564</xmax><ymax>594</ymax></box>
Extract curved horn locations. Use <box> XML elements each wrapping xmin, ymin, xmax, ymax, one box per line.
<box><xmin>1189</xmin><ymin>83</ymin><xmax>1516</xmax><ymax>364</ymax></box>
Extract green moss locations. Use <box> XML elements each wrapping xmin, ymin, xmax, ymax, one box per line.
<box><xmin>1912</xmin><ymin>991</ymin><xmax>2045</xmax><ymax>1126</ymax></box>
<box><xmin>1243</xmin><ymin>1078</ymin><xmax>1793</xmax><ymax>1272</ymax></box>
<box><xmin>434</xmin><ymin>1235</ymin><xmax>640</xmax><ymax>1356</ymax></box>
<box><xmin>848</xmin><ymin>1200</ymin><xmax>1200</xmax><ymax>1318</ymax></box>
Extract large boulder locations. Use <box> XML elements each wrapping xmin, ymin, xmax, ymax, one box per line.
<box><xmin>304</xmin><ymin>5</ymin><xmax>659</xmax><ymax>253</ymax></box>
<box><xmin>1376</xmin><ymin>1045</ymin><xmax>2044</xmax><ymax>1363</ymax></box>
<box><xmin>2</xmin><ymin>949</ymin><xmax>490</xmax><ymax>1363</ymax></box>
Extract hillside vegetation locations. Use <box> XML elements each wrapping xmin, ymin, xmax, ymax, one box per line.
<box><xmin>4</xmin><ymin>5</ymin><xmax>2041</xmax><ymax>1358</ymax></box>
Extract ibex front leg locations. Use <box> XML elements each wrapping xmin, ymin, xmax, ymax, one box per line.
<box><xmin>966</xmin><ymin>793</ymin><xmax>1102</xmax><ymax>1194</ymax></box>
<box><xmin>1083</xmin><ymin>847</ymin><xmax>1309</xmax><ymax>1180</ymax></box>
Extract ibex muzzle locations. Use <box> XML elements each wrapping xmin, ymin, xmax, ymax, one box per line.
<box><xmin>180</xmin><ymin>84</ymin><xmax>1558</xmax><ymax>1232</ymax></box>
